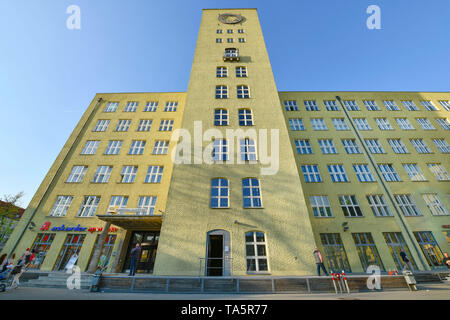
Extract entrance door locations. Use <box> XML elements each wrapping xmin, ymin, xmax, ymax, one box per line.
<box><xmin>206</xmin><ymin>230</ymin><xmax>231</xmax><ymax>276</ymax></box>
<box><xmin>123</xmin><ymin>231</ymin><xmax>159</xmax><ymax>274</ymax></box>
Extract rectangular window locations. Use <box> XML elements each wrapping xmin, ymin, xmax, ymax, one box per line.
<box><xmin>145</xmin><ymin>166</ymin><xmax>163</xmax><ymax>183</ymax></box>
<box><xmin>324</xmin><ymin>100</ymin><xmax>339</xmax><ymax>111</ymax></box>
<box><xmin>153</xmin><ymin>140</ymin><xmax>169</xmax><ymax>155</ymax></box>
<box><xmin>128</xmin><ymin>140</ymin><xmax>146</xmax><ymax>155</ymax></box>
<box><xmin>215</xmin><ymin>85</ymin><xmax>228</xmax><ymax>99</ymax></box>
<box><xmin>394</xmin><ymin>194</ymin><xmax>422</xmax><ymax>216</ymax></box>
<box><xmin>427</xmin><ymin>163</ymin><xmax>450</xmax><ymax>181</ymax></box>
<box><xmin>375</xmin><ymin>118</ymin><xmax>393</xmax><ymax>130</ymax></box>
<box><xmin>387</xmin><ymin>139</ymin><xmax>409</xmax><ymax>154</ymax></box>
<box><xmin>238</xmin><ymin>38</ymin><xmax>246</xmax><ymax>43</ymax></box>
<box><xmin>420</xmin><ymin>100</ymin><xmax>438</xmax><ymax>111</ymax></box>
<box><xmin>93</xmin><ymin>120</ymin><xmax>110</xmax><ymax>132</ymax></box>
<box><xmin>109</xmin><ymin>196</ymin><xmax>128</xmax><ymax>209</ymax></box>
<box><xmin>378</xmin><ymin>164</ymin><xmax>401</xmax><ymax>182</ymax></box>
<box><xmin>436</xmin><ymin>118</ymin><xmax>450</xmax><ymax>130</ymax></box>
<box><xmin>438</xmin><ymin>100</ymin><xmax>450</xmax><ymax>111</ymax></box>
<box><xmin>66</xmin><ymin>166</ymin><xmax>87</xmax><ymax>183</ymax></box>
<box><xmin>353</xmin><ymin>164</ymin><xmax>376</xmax><ymax>182</ymax></box>
<box><xmin>284</xmin><ymin>100</ymin><xmax>298</xmax><ymax>111</ymax></box>
<box><xmin>367</xmin><ymin>195</ymin><xmax>392</xmax><ymax>217</ymax></box>
<box><xmin>240</xmin><ymin>138</ymin><xmax>258</xmax><ymax>161</ymax></box>
<box><xmin>353</xmin><ymin>118</ymin><xmax>372</xmax><ymax>130</ymax></box>
<box><xmin>311</xmin><ymin>118</ymin><xmax>327</xmax><ymax>130</ymax></box>
<box><xmin>318</xmin><ymin>139</ymin><xmax>337</xmax><ymax>154</ymax></box>
<box><xmin>120</xmin><ymin>166</ymin><xmax>137</xmax><ymax>183</ymax></box>
<box><xmin>115</xmin><ymin>120</ymin><xmax>131</xmax><ymax>132</ymax></box>
<box><xmin>49</xmin><ymin>196</ymin><xmax>73</xmax><ymax>217</ymax></box>
<box><xmin>301</xmin><ymin>165</ymin><xmax>322</xmax><ymax>183</ymax></box>
<box><xmin>242</xmin><ymin>178</ymin><xmax>262</xmax><ymax>208</ymax></box>
<box><xmin>237</xmin><ymin>85</ymin><xmax>250</xmax><ymax>99</ymax></box>
<box><xmin>410</xmin><ymin>139</ymin><xmax>432</xmax><ymax>154</ymax></box>
<box><xmin>238</xmin><ymin>109</ymin><xmax>253</xmax><ymax>126</ymax></box>
<box><xmin>216</xmin><ymin>29</ymin><xmax>222</xmax><ymax>34</ymax></box>
<box><xmin>92</xmin><ymin>166</ymin><xmax>112</xmax><ymax>183</ymax></box>
<box><xmin>104</xmin><ymin>102</ymin><xmax>119</xmax><ymax>113</ymax></box>
<box><xmin>289</xmin><ymin>118</ymin><xmax>304</xmax><ymax>131</ymax></box>
<box><xmin>363</xmin><ymin>100</ymin><xmax>380</xmax><ymax>111</ymax></box>
<box><xmin>216</xmin><ymin>67</ymin><xmax>227</xmax><ymax>78</ymax></box>
<box><xmin>343</xmin><ymin>100</ymin><xmax>360</xmax><ymax>111</ymax></box>
<box><xmin>216</xmin><ymin>38</ymin><xmax>222</xmax><ymax>43</ymax></box>
<box><xmin>81</xmin><ymin>141</ymin><xmax>100</xmax><ymax>155</ymax></box>
<box><xmin>352</xmin><ymin>233</ymin><xmax>385</xmax><ymax>271</ymax></box>
<box><xmin>402</xmin><ymin>163</ymin><xmax>427</xmax><ymax>181</ymax></box>
<box><xmin>383</xmin><ymin>100</ymin><xmax>400</xmax><ymax>111</ymax></box>
<box><xmin>339</xmin><ymin>195</ymin><xmax>363</xmax><ymax>217</ymax></box>
<box><xmin>215</xmin><ymin>109</ymin><xmax>228</xmax><ymax>126</ymax></box>
<box><xmin>245</xmin><ymin>232</ymin><xmax>268</xmax><ymax>272</ymax></box>
<box><xmin>212</xmin><ymin>139</ymin><xmax>228</xmax><ymax>161</ymax></box>
<box><xmin>432</xmin><ymin>139</ymin><xmax>450</xmax><ymax>153</ymax></box>
<box><xmin>210</xmin><ymin>178</ymin><xmax>229</xmax><ymax>208</ymax></box>
<box><xmin>320</xmin><ymin>233</ymin><xmax>352</xmax><ymax>272</ymax></box>
<box><xmin>328</xmin><ymin>164</ymin><xmax>349</xmax><ymax>182</ymax></box>
<box><xmin>422</xmin><ymin>194</ymin><xmax>449</xmax><ymax>216</ymax></box>
<box><xmin>416</xmin><ymin>118</ymin><xmax>435</xmax><ymax>130</ymax></box>
<box><xmin>304</xmin><ymin>100</ymin><xmax>319</xmax><ymax>111</ymax></box>
<box><xmin>137</xmin><ymin>119</ymin><xmax>153</xmax><ymax>132</ymax></box>
<box><xmin>164</xmin><ymin>101</ymin><xmax>178</xmax><ymax>112</ymax></box>
<box><xmin>77</xmin><ymin>196</ymin><xmax>100</xmax><ymax>217</ymax></box>
<box><xmin>342</xmin><ymin>139</ymin><xmax>361</xmax><ymax>154</ymax></box>
<box><xmin>414</xmin><ymin>232</ymin><xmax>445</xmax><ymax>268</ymax></box>
<box><xmin>137</xmin><ymin>196</ymin><xmax>157</xmax><ymax>216</ymax></box>
<box><xmin>332</xmin><ymin>118</ymin><xmax>349</xmax><ymax>131</ymax></box>
<box><xmin>144</xmin><ymin>101</ymin><xmax>158</xmax><ymax>112</ymax></box>
<box><xmin>227</xmin><ymin>38</ymin><xmax>233</xmax><ymax>43</ymax></box>
<box><xmin>383</xmin><ymin>232</ymin><xmax>418</xmax><ymax>270</ymax></box>
<box><xmin>365</xmin><ymin>139</ymin><xmax>385</xmax><ymax>154</ymax></box>
<box><xmin>310</xmin><ymin>196</ymin><xmax>333</xmax><ymax>217</ymax></box>
<box><xmin>104</xmin><ymin>140</ymin><xmax>122</xmax><ymax>155</ymax></box>
<box><xmin>124</xmin><ymin>101</ymin><xmax>138</xmax><ymax>112</ymax></box>
<box><xmin>295</xmin><ymin>139</ymin><xmax>313</xmax><ymax>155</ymax></box>
<box><xmin>159</xmin><ymin>119</ymin><xmax>174</xmax><ymax>131</ymax></box>
<box><xmin>402</xmin><ymin>100</ymin><xmax>419</xmax><ymax>111</ymax></box>
<box><xmin>236</xmin><ymin>66</ymin><xmax>247</xmax><ymax>77</ymax></box>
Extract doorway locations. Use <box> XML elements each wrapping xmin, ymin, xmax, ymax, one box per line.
<box><xmin>122</xmin><ymin>231</ymin><xmax>159</xmax><ymax>274</ymax></box>
<box><xmin>206</xmin><ymin>230</ymin><xmax>230</xmax><ymax>276</ymax></box>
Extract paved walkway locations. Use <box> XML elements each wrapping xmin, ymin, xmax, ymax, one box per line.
<box><xmin>1</xmin><ymin>283</ymin><xmax>449</xmax><ymax>300</ymax></box>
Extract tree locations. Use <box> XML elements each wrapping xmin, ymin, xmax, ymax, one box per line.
<box><xmin>0</xmin><ymin>192</ymin><xmax>25</xmax><ymax>218</ymax></box>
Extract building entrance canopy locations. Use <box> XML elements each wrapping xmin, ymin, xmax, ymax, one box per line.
<box><xmin>97</xmin><ymin>208</ymin><xmax>163</xmax><ymax>230</ymax></box>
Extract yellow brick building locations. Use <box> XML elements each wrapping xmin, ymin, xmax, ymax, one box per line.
<box><xmin>2</xmin><ymin>9</ymin><xmax>449</xmax><ymax>276</ymax></box>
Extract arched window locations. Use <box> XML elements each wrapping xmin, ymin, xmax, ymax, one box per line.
<box><xmin>210</xmin><ymin>178</ymin><xmax>229</xmax><ymax>208</ymax></box>
<box><xmin>245</xmin><ymin>231</ymin><xmax>268</xmax><ymax>272</ymax></box>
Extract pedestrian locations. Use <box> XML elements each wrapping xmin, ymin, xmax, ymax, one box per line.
<box><xmin>443</xmin><ymin>252</ymin><xmax>450</xmax><ymax>269</ymax></box>
<box><xmin>128</xmin><ymin>243</ymin><xmax>141</xmax><ymax>276</ymax></box>
<box><xmin>0</xmin><ymin>254</ymin><xmax>7</xmax><ymax>271</ymax></box>
<box><xmin>313</xmin><ymin>248</ymin><xmax>328</xmax><ymax>276</ymax></box>
<box><xmin>17</xmin><ymin>248</ymin><xmax>31</xmax><ymax>266</ymax></box>
<box><xmin>400</xmin><ymin>249</ymin><xmax>414</xmax><ymax>272</ymax></box>
<box><xmin>0</xmin><ymin>254</ymin><xmax>14</xmax><ymax>279</ymax></box>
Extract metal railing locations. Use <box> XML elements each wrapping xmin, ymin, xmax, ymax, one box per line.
<box><xmin>198</xmin><ymin>257</ymin><xmax>233</xmax><ymax>277</ymax></box>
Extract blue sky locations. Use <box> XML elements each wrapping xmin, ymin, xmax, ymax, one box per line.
<box><xmin>1</xmin><ymin>0</ymin><xmax>449</xmax><ymax>207</ymax></box>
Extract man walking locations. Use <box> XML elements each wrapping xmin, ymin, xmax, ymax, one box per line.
<box><xmin>128</xmin><ymin>243</ymin><xmax>141</xmax><ymax>276</ymax></box>
<box><xmin>313</xmin><ymin>248</ymin><xmax>328</xmax><ymax>276</ymax></box>
<box><xmin>400</xmin><ymin>249</ymin><xmax>414</xmax><ymax>272</ymax></box>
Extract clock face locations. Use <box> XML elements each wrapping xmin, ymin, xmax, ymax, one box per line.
<box><xmin>218</xmin><ymin>13</ymin><xmax>243</xmax><ymax>24</ymax></box>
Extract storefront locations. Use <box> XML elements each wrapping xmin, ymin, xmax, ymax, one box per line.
<box><xmin>122</xmin><ymin>231</ymin><xmax>159</xmax><ymax>274</ymax></box>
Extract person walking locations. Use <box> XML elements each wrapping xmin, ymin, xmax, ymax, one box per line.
<box><xmin>313</xmin><ymin>248</ymin><xmax>328</xmax><ymax>276</ymax></box>
<box><xmin>128</xmin><ymin>243</ymin><xmax>141</xmax><ymax>276</ymax></box>
<box><xmin>0</xmin><ymin>254</ymin><xmax>14</xmax><ymax>279</ymax></box>
<box><xmin>400</xmin><ymin>249</ymin><xmax>414</xmax><ymax>272</ymax></box>
<box><xmin>443</xmin><ymin>252</ymin><xmax>450</xmax><ymax>269</ymax></box>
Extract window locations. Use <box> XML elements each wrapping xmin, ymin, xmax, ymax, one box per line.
<box><xmin>128</xmin><ymin>140</ymin><xmax>146</xmax><ymax>155</ymax></box>
<box><xmin>137</xmin><ymin>196</ymin><xmax>157</xmax><ymax>215</ymax></box>
<box><xmin>328</xmin><ymin>164</ymin><xmax>349</xmax><ymax>182</ymax></box>
<box><xmin>342</xmin><ymin>139</ymin><xmax>361</xmax><ymax>154</ymax></box>
<box><xmin>237</xmin><ymin>85</ymin><xmax>250</xmax><ymax>99</ymax></box>
<box><xmin>104</xmin><ymin>102</ymin><xmax>119</xmax><ymax>112</ymax></box>
<box><xmin>410</xmin><ymin>139</ymin><xmax>432</xmax><ymax>154</ymax></box>
<box><xmin>124</xmin><ymin>101</ymin><xmax>138</xmax><ymax>112</ymax></box>
<box><xmin>236</xmin><ymin>66</ymin><xmax>247</xmax><ymax>77</ymax></box>
<box><xmin>367</xmin><ymin>195</ymin><xmax>392</xmax><ymax>217</ymax></box>
<box><xmin>215</xmin><ymin>85</ymin><xmax>228</xmax><ymax>99</ymax></box>
<box><xmin>242</xmin><ymin>178</ymin><xmax>263</xmax><ymax>208</ymax></box>
<box><xmin>353</xmin><ymin>118</ymin><xmax>371</xmax><ymax>130</ymax></box>
<box><xmin>301</xmin><ymin>165</ymin><xmax>322</xmax><ymax>182</ymax></box>
<box><xmin>402</xmin><ymin>100</ymin><xmax>419</xmax><ymax>111</ymax></box>
<box><xmin>81</xmin><ymin>141</ymin><xmax>100</xmax><ymax>155</ymax></box>
<box><xmin>422</xmin><ymin>194</ymin><xmax>449</xmax><ymax>216</ymax></box>
<box><xmin>394</xmin><ymin>194</ymin><xmax>421</xmax><ymax>216</ymax></box>
<box><xmin>420</xmin><ymin>100</ymin><xmax>438</xmax><ymax>111</ymax></box>
<box><xmin>227</xmin><ymin>29</ymin><xmax>233</xmax><ymax>34</ymax></box>
<box><xmin>310</xmin><ymin>196</ymin><xmax>333</xmax><ymax>217</ymax></box>
<box><xmin>159</xmin><ymin>119</ymin><xmax>174</xmax><ymax>131</ymax></box>
<box><xmin>93</xmin><ymin>120</ymin><xmax>110</xmax><ymax>132</ymax></box>
<box><xmin>115</xmin><ymin>120</ymin><xmax>131</xmax><ymax>132</ymax></box>
<box><xmin>378</xmin><ymin>164</ymin><xmax>401</xmax><ymax>182</ymax></box>
<box><xmin>387</xmin><ymin>139</ymin><xmax>409</xmax><ymax>154</ymax></box>
<box><xmin>352</xmin><ymin>233</ymin><xmax>385</xmax><ymax>271</ymax></box>
<box><xmin>77</xmin><ymin>196</ymin><xmax>100</xmax><ymax>217</ymax></box>
<box><xmin>311</xmin><ymin>118</ymin><xmax>327</xmax><ymax>130</ymax></box>
<box><xmin>144</xmin><ymin>101</ymin><xmax>158</xmax><ymax>112</ymax></box>
<box><xmin>92</xmin><ymin>166</ymin><xmax>112</xmax><ymax>183</ymax></box>
<box><xmin>343</xmin><ymin>100</ymin><xmax>360</xmax><ymax>111</ymax></box>
<box><xmin>353</xmin><ymin>164</ymin><xmax>376</xmax><ymax>182</ymax></box>
<box><xmin>324</xmin><ymin>100</ymin><xmax>339</xmax><ymax>111</ymax></box>
<box><xmin>49</xmin><ymin>196</ymin><xmax>73</xmax><ymax>217</ymax></box>
<box><xmin>396</xmin><ymin>118</ymin><xmax>414</xmax><ymax>130</ymax></box>
<box><xmin>164</xmin><ymin>101</ymin><xmax>178</xmax><ymax>112</ymax></box>
<box><xmin>375</xmin><ymin>118</ymin><xmax>393</xmax><ymax>130</ymax></box>
<box><xmin>153</xmin><ymin>140</ymin><xmax>169</xmax><ymax>155</ymax></box>
<box><xmin>66</xmin><ymin>166</ymin><xmax>87</xmax><ymax>183</ymax></box>
<box><xmin>383</xmin><ymin>232</ymin><xmax>418</xmax><ymax>271</ymax></box>
<box><xmin>227</xmin><ymin>38</ymin><xmax>234</xmax><ymax>43</ymax></box>
<box><xmin>295</xmin><ymin>139</ymin><xmax>313</xmax><ymax>154</ymax></box>
<box><xmin>383</xmin><ymin>100</ymin><xmax>400</xmax><ymax>111</ymax></box>
<box><xmin>137</xmin><ymin>119</ymin><xmax>152</xmax><ymax>132</ymax></box>
<box><xmin>216</xmin><ymin>29</ymin><xmax>222</xmax><ymax>34</ymax></box>
<box><xmin>212</xmin><ymin>139</ymin><xmax>228</xmax><ymax>161</ymax></box>
<box><xmin>363</xmin><ymin>100</ymin><xmax>379</xmax><ymax>111</ymax></box>
<box><xmin>320</xmin><ymin>233</ymin><xmax>352</xmax><ymax>272</ymax></box>
<box><xmin>436</xmin><ymin>118</ymin><xmax>450</xmax><ymax>130</ymax></box>
<box><xmin>432</xmin><ymin>139</ymin><xmax>450</xmax><ymax>153</ymax></box>
<box><xmin>214</xmin><ymin>109</ymin><xmax>228</xmax><ymax>126</ymax></box>
<box><xmin>216</xmin><ymin>67</ymin><xmax>227</xmax><ymax>78</ymax></box>
<box><xmin>238</xmin><ymin>109</ymin><xmax>253</xmax><ymax>126</ymax></box>
<box><xmin>365</xmin><ymin>139</ymin><xmax>385</xmax><ymax>154</ymax></box>
<box><xmin>318</xmin><ymin>139</ymin><xmax>337</xmax><ymax>154</ymax></box>
<box><xmin>238</xmin><ymin>38</ymin><xmax>246</xmax><ymax>43</ymax></box>
<box><xmin>210</xmin><ymin>178</ymin><xmax>229</xmax><ymax>208</ymax></box>
<box><xmin>238</xmin><ymin>29</ymin><xmax>244</xmax><ymax>33</ymax></box>
<box><xmin>304</xmin><ymin>100</ymin><xmax>319</xmax><ymax>111</ymax></box>
<box><xmin>427</xmin><ymin>163</ymin><xmax>450</xmax><ymax>181</ymax></box>
<box><xmin>109</xmin><ymin>196</ymin><xmax>128</xmax><ymax>209</ymax></box>
<box><xmin>284</xmin><ymin>100</ymin><xmax>298</xmax><ymax>111</ymax></box>
<box><xmin>332</xmin><ymin>118</ymin><xmax>349</xmax><ymax>131</ymax></box>
<box><xmin>104</xmin><ymin>140</ymin><xmax>122</xmax><ymax>155</ymax></box>
<box><xmin>145</xmin><ymin>166</ymin><xmax>163</xmax><ymax>183</ymax></box>
<box><xmin>216</xmin><ymin>38</ymin><xmax>222</xmax><ymax>43</ymax></box>
<box><xmin>120</xmin><ymin>166</ymin><xmax>137</xmax><ymax>183</ymax></box>
<box><xmin>240</xmin><ymin>138</ymin><xmax>257</xmax><ymax>161</ymax></box>
<box><xmin>414</xmin><ymin>232</ymin><xmax>445</xmax><ymax>268</ymax></box>
<box><xmin>288</xmin><ymin>118</ymin><xmax>304</xmax><ymax>131</ymax></box>
<box><xmin>416</xmin><ymin>118</ymin><xmax>435</xmax><ymax>130</ymax></box>
<box><xmin>438</xmin><ymin>100</ymin><xmax>450</xmax><ymax>111</ymax></box>
<box><xmin>339</xmin><ymin>195</ymin><xmax>363</xmax><ymax>217</ymax></box>
<box><xmin>245</xmin><ymin>232</ymin><xmax>268</xmax><ymax>272</ymax></box>
<box><xmin>402</xmin><ymin>163</ymin><xmax>427</xmax><ymax>181</ymax></box>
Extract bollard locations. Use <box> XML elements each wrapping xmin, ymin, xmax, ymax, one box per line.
<box><xmin>394</xmin><ymin>269</ymin><xmax>398</xmax><ymax>276</ymax></box>
<box><xmin>331</xmin><ymin>272</ymin><xmax>338</xmax><ymax>294</ymax></box>
<box><xmin>336</xmin><ymin>273</ymin><xmax>343</xmax><ymax>293</ymax></box>
<box><xmin>388</xmin><ymin>269</ymin><xmax>393</xmax><ymax>276</ymax></box>
<box><xmin>342</xmin><ymin>270</ymin><xmax>350</xmax><ymax>294</ymax></box>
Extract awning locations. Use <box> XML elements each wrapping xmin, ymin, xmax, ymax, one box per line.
<box><xmin>96</xmin><ymin>214</ymin><xmax>163</xmax><ymax>230</ymax></box>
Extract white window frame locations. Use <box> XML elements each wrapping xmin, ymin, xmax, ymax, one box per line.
<box><xmin>81</xmin><ymin>141</ymin><xmax>100</xmax><ymax>155</ymax></box>
<box><xmin>92</xmin><ymin>166</ymin><xmax>112</xmax><ymax>183</ymax></box>
<box><xmin>49</xmin><ymin>196</ymin><xmax>73</xmax><ymax>217</ymax></box>
<box><xmin>128</xmin><ymin>140</ymin><xmax>146</xmax><ymax>155</ymax></box>
<box><xmin>402</xmin><ymin>163</ymin><xmax>427</xmax><ymax>181</ymax></box>
<box><xmin>144</xmin><ymin>101</ymin><xmax>158</xmax><ymax>112</ymax></box>
<box><xmin>66</xmin><ymin>166</ymin><xmax>87</xmax><ymax>183</ymax></box>
<box><xmin>145</xmin><ymin>166</ymin><xmax>163</xmax><ymax>183</ymax></box>
<box><xmin>104</xmin><ymin>140</ymin><xmax>122</xmax><ymax>155</ymax></box>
